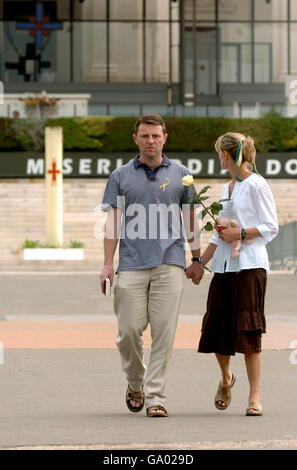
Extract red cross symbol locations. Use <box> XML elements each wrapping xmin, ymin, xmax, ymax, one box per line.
<box><xmin>47</xmin><ymin>160</ymin><xmax>61</xmax><ymax>184</ymax></box>
<box><xmin>16</xmin><ymin>3</ymin><xmax>63</xmax><ymax>50</ymax></box>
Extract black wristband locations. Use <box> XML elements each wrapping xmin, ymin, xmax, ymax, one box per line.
<box><xmin>191</xmin><ymin>256</ymin><xmax>203</xmax><ymax>264</ymax></box>
<box><xmin>241</xmin><ymin>228</ymin><xmax>247</xmax><ymax>240</ymax></box>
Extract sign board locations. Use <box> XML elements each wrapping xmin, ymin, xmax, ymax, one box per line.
<box><xmin>0</xmin><ymin>152</ymin><xmax>297</xmax><ymax>178</ymax></box>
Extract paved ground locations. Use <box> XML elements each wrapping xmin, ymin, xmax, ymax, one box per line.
<box><xmin>0</xmin><ymin>272</ymin><xmax>296</xmax><ymax>450</ymax></box>
<box><xmin>0</xmin><ymin>272</ymin><xmax>296</xmax><ymax>322</ymax></box>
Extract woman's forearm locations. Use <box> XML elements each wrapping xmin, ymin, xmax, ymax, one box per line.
<box><xmin>244</xmin><ymin>227</ymin><xmax>262</xmax><ymax>239</ymax></box>
<box><xmin>202</xmin><ymin>243</ymin><xmax>217</xmax><ymax>265</ymax></box>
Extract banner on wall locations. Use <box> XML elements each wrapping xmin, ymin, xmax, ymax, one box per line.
<box><xmin>0</xmin><ymin>152</ymin><xmax>297</xmax><ymax>178</ymax></box>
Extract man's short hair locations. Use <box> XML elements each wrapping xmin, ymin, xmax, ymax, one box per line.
<box><xmin>134</xmin><ymin>114</ymin><xmax>167</xmax><ymax>134</ymax></box>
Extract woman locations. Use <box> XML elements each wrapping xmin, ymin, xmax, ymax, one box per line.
<box><xmin>198</xmin><ymin>132</ymin><xmax>278</xmax><ymax>416</ymax></box>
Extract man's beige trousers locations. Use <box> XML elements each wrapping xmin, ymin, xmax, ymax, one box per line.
<box><xmin>114</xmin><ymin>264</ymin><xmax>184</xmax><ymax>409</ymax></box>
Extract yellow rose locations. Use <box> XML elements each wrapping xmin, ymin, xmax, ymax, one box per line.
<box><xmin>182</xmin><ymin>175</ymin><xmax>194</xmax><ymax>187</ymax></box>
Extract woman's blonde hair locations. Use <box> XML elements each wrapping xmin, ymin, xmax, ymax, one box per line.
<box><xmin>215</xmin><ymin>132</ymin><xmax>256</xmax><ymax>166</ymax></box>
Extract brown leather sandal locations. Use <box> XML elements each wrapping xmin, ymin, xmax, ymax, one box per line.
<box><xmin>214</xmin><ymin>374</ymin><xmax>236</xmax><ymax>410</ymax></box>
<box><xmin>246</xmin><ymin>402</ymin><xmax>263</xmax><ymax>416</ymax></box>
<box><xmin>146</xmin><ymin>405</ymin><xmax>168</xmax><ymax>417</ymax></box>
<box><xmin>126</xmin><ymin>385</ymin><xmax>145</xmax><ymax>413</ymax></box>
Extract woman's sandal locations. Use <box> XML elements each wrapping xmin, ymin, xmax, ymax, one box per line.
<box><xmin>146</xmin><ymin>405</ymin><xmax>168</xmax><ymax>417</ymax></box>
<box><xmin>126</xmin><ymin>385</ymin><xmax>145</xmax><ymax>413</ymax></box>
<box><xmin>246</xmin><ymin>402</ymin><xmax>263</xmax><ymax>416</ymax></box>
<box><xmin>214</xmin><ymin>373</ymin><xmax>236</xmax><ymax>410</ymax></box>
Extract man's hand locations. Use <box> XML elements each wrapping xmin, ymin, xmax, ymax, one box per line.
<box><xmin>100</xmin><ymin>264</ymin><xmax>115</xmax><ymax>294</ymax></box>
<box><xmin>185</xmin><ymin>262</ymin><xmax>204</xmax><ymax>285</ymax></box>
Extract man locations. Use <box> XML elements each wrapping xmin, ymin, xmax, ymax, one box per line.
<box><xmin>100</xmin><ymin>114</ymin><xmax>203</xmax><ymax>417</ymax></box>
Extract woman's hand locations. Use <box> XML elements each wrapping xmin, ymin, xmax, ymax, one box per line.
<box><xmin>219</xmin><ymin>227</ymin><xmax>240</xmax><ymax>243</ymax></box>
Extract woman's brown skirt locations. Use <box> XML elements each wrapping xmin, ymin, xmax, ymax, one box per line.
<box><xmin>198</xmin><ymin>268</ymin><xmax>267</xmax><ymax>356</ymax></box>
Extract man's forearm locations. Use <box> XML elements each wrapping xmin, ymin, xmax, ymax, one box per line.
<box><xmin>104</xmin><ymin>237</ymin><xmax>118</xmax><ymax>266</ymax></box>
<box><xmin>183</xmin><ymin>208</ymin><xmax>201</xmax><ymax>252</ymax></box>
<box><xmin>191</xmin><ymin>248</ymin><xmax>201</xmax><ymax>258</ymax></box>
<box><xmin>104</xmin><ymin>207</ymin><xmax>121</xmax><ymax>266</ymax></box>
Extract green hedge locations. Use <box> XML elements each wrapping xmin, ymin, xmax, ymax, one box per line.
<box><xmin>1</xmin><ymin>112</ymin><xmax>297</xmax><ymax>152</ymax></box>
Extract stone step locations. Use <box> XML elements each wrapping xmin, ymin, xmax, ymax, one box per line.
<box><xmin>1</xmin><ymin>179</ymin><xmax>296</xmax><ymax>265</ymax></box>
<box><xmin>0</xmin><ymin>261</ymin><xmax>104</xmax><ymax>272</ymax></box>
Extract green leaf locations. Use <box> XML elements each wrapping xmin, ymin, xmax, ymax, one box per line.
<box><xmin>204</xmin><ymin>221</ymin><xmax>214</xmax><ymax>231</ymax></box>
<box><xmin>203</xmin><ymin>265</ymin><xmax>212</xmax><ymax>273</ymax></box>
<box><xmin>192</xmin><ymin>194</ymin><xmax>201</xmax><ymax>204</ymax></box>
<box><xmin>201</xmin><ymin>209</ymin><xmax>208</xmax><ymax>219</ymax></box>
<box><xmin>197</xmin><ymin>196</ymin><xmax>209</xmax><ymax>201</ymax></box>
<box><xmin>22</xmin><ymin>238</ymin><xmax>41</xmax><ymax>249</ymax></box>
<box><xmin>210</xmin><ymin>202</ymin><xmax>223</xmax><ymax>215</ymax></box>
<box><xmin>211</xmin><ymin>202</ymin><xmax>223</xmax><ymax>210</ymax></box>
<box><xmin>197</xmin><ymin>185</ymin><xmax>211</xmax><ymax>197</ymax></box>
<box><xmin>211</xmin><ymin>207</ymin><xmax>220</xmax><ymax>216</ymax></box>
<box><xmin>219</xmin><ymin>198</ymin><xmax>230</xmax><ymax>202</ymax></box>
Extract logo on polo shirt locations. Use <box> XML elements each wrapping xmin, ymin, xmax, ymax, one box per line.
<box><xmin>160</xmin><ymin>178</ymin><xmax>170</xmax><ymax>192</ymax></box>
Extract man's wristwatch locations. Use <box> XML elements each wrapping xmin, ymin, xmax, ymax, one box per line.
<box><xmin>240</xmin><ymin>228</ymin><xmax>247</xmax><ymax>241</ymax></box>
<box><xmin>192</xmin><ymin>256</ymin><xmax>203</xmax><ymax>264</ymax></box>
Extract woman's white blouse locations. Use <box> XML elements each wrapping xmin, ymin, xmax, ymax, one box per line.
<box><xmin>209</xmin><ymin>173</ymin><xmax>278</xmax><ymax>274</ymax></box>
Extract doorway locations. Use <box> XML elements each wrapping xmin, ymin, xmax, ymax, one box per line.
<box><xmin>184</xmin><ymin>27</ymin><xmax>217</xmax><ymax>103</ymax></box>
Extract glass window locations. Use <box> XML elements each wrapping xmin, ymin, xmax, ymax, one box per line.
<box><xmin>196</xmin><ymin>0</ymin><xmax>215</xmax><ymax>21</ymax></box>
<box><xmin>171</xmin><ymin>21</ymin><xmax>180</xmax><ymax>83</ymax></box>
<box><xmin>2</xmin><ymin>0</ymin><xmax>70</xmax><ymax>21</ymax></box>
<box><xmin>291</xmin><ymin>0</ymin><xmax>297</xmax><ymax>19</ymax></box>
<box><xmin>57</xmin><ymin>0</ymin><xmax>71</xmax><ymax>21</ymax></box>
<box><xmin>171</xmin><ymin>0</ymin><xmax>180</xmax><ymax>21</ymax></box>
<box><xmin>219</xmin><ymin>23</ymin><xmax>252</xmax><ymax>83</ymax></box>
<box><xmin>184</xmin><ymin>0</ymin><xmax>215</xmax><ymax>21</ymax></box>
<box><xmin>219</xmin><ymin>0</ymin><xmax>251</xmax><ymax>21</ymax></box>
<box><xmin>110</xmin><ymin>0</ymin><xmax>143</xmax><ymax>20</ymax></box>
<box><xmin>73</xmin><ymin>22</ymin><xmax>106</xmax><ymax>82</ymax></box>
<box><xmin>254</xmin><ymin>44</ymin><xmax>271</xmax><ymax>82</ymax></box>
<box><xmin>255</xmin><ymin>0</ymin><xmax>287</xmax><ymax>21</ymax></box>
<box><xmin>184</xmin><ymin>25</ymin><xmax>194</xmax><ymax>95</ymax></box>
<box><xmin>220</xmin><ymin>45</ymin><xmax>238</xmax><ymax>83</ymax></box>
<box><xmin>110</xmin><ymin>22</ymin><xmax>143</xmax><ymax>82</ymax></box>
<box><xmin>146</xmin><ymin>23</ymin><xmax>169</xmax><ymax>82</ymax></box>
<box><xmin>255</xmin><ymin>23</ymin><xmax>287</xmax><ymax>82</ymax></box>
<box><xmin>195</xmin><ymin>26</ymin><xmax>217</xmax><ymax>94</ymax></box>
<box><xmin>184</xmin><ymin>23</ymin><xmax>217</xmax><ymax>95</ymax></box>
<box><xmin>241</xmin><ymin>44</ymin><xmax>252</xmax><ymax>83</ymax></box>
<box><xmin>2</xmin><ymin>20</ymin><xmax>70</xmax><ymax>83</ymax></box>
<box><xmin>220</xmin><ymin>22</ymin><xmax>251</xmax><ymax>44</ymax></box>
<box><xmin>290</xmin><ymin>24</ymin><xmax>297</xmax><ymax>73</ymax></box>
<box><xmin>146</xmin><ymin>0</ymin><xmax>169</xmax><ymax>20</ymax></box>
<box><xmin>184</xmin><ymin>0</ymin><xmax>194</xmax><ymax>22</ymax></box>
<box><xmin>74</xmin><ymin>0</ymin><xmax>106</xmax><ymax>20</ymax></box>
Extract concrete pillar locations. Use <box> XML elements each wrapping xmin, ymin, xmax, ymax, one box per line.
<box><xmin>45</xmin><ymin>126</ymin><xmax>63</xmax><ymax>247</ymax></box>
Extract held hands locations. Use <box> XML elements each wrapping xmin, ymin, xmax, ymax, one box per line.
<box><xmin>100</xmin><ymin>264</ymin><xmax>114</xmax><ymax>294</ymax></box>
<box><xmin>185</xmin><ymin>262</ymin><xmax>204</xmax><ymax>285</ymax></box>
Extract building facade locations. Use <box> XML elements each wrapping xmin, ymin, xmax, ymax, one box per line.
<box><xmin>1</xmin><ymin>0</ymin><xmax>297</xmax><ymax>116</ymax></box>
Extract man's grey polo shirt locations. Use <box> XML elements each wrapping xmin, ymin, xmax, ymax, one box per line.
<box><xmin>101</xmin><ymin>155</ymin><xmax>195</xmax><ymax>272</ymax></box>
